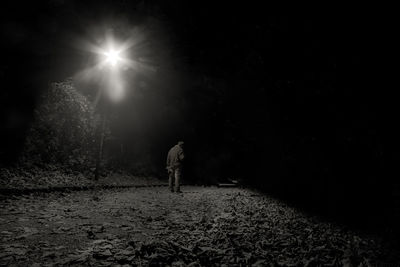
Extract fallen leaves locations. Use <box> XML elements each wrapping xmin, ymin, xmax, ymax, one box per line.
<box><xmin>0</xmin><ymin>186</ymin><xmax>399</xmax><ymax>266</ymax></box>
<box><xmin>0</xmin><ymin>167</ymin><xmax>167</xmax><ymax>191</ymax></box>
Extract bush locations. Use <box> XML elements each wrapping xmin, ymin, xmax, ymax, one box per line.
<box><xmin>20</xmin><ymin>79</ymin><xmax>97</xmax><ymax>172</ymax></box>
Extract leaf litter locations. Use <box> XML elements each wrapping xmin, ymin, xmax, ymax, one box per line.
<box><xmin>0</xmin><ymin>186</ymin><xmax>399</xmax><ymax>266</ymax></box>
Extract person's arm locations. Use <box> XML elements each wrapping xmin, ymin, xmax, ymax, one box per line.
<box><xmin>178</xmin><ymin>149</ymin><xmax>185</xmax><ymax>162</ymax></box>
<box><xmin>166</xmin><ymin>152</ymin><xmax>171</xmax><ymax>169</ymax></box>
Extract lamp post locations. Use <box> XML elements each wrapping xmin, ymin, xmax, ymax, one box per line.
<box><xmin>94</xmin><ymin>47</ymin><xmax>124</xmax><ymax>180</ymax></box>
<box><xmin>94</xmin><ymin>105</ymin><xmax>107</xmax><ymax>180</ymax></box>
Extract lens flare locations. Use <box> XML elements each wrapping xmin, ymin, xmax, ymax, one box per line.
<box><xmin>108</xmin><ymin>79</ymin><xmax>124</xmax><ymax>102</ymax></box>
<box><xmin>104</xmin><ymin>49</ymin><xmax>121</xmax><ymax>67</ymax></box>
<box><xmin>73</xmin><ymin>29</ymin><xmax>157</xmax><ymax>105</ymax></box>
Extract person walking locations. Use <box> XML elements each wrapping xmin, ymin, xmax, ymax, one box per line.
<box><xmin>166</xmin><ymin>141</ymin><xmax>185</xmax><ymax>193</ymax></box>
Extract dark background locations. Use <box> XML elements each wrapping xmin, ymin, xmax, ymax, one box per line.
<box><xmin>1</xmin><ymin>1</ymin><xmax>397</xmax><ymax>235</ymax></box>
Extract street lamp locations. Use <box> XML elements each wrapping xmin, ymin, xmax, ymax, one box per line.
<box><xmin>94</xmin><ymin>45</ymin><xmax>125</xmax><ymax>180</ymax></box>
<box><xmin>104</xmin><ymin>49</ymin><xmax>121</xmax><ymax>67</ymax></box>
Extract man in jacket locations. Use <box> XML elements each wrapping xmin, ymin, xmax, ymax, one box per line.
<box><xmin>166</xmin><ymin>141</ymin><xmax>185</xmax><ymax>193</ymax></box>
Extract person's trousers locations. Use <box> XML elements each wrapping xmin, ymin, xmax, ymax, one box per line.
<box><xmin>168</xmin><ymin>167</ymin><xmax>181</xmax><ymax>192</ymax></box>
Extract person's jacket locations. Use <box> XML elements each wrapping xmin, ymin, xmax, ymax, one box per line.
<box><xmin>166</xmin><ymin>145</ymin><xmax>184</xmax><ymax>169</ymax></box>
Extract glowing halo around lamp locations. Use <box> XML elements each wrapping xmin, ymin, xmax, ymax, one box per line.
<box><xmin>104</xmin><ymin>49</ymin><xmax>121</xmax><ymax>67</ymax></box>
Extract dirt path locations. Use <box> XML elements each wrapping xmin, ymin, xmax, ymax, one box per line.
<box><xmin>0</xmin><ymin>186</ymin><xmax>398</xmax><ymax>266</ymax></box>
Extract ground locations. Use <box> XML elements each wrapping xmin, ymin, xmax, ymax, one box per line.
<box><xmin>0</xmin><ymin>186</ymin><xmax>399</xmax><ymax>266</ymax></box>
<box><xmin>0</xmin><ymin>169</ymin><xmax>166</xmax><ymax>191</ymax></box>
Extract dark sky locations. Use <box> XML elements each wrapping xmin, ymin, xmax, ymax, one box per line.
<box><xmin>0</xmin><ymin>2</ymin><xmax>392</xmax><ymax>179</ymax></box>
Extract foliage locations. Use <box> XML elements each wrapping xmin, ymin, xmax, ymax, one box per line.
<box><xmin>20</xmin><ymin>79</ymin><xmax>97</xmax><ymax>172</ymax></box>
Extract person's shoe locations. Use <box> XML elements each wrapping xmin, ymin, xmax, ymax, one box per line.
<box><xmin>175</xmin><ymin>190</ymin><xmax>183</xmax><ymax>194</ymax></box>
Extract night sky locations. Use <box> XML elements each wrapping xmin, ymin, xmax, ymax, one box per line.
<box><xmin>1</xmin><ymin>2</ymin><xmax>396</xmax><ymax>230</ymax></box>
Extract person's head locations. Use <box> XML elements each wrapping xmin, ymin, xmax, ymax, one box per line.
<box><xmin>178</xmin><ymin>141</ymin><xmax>184</xmax><ymax>148</ymax></box>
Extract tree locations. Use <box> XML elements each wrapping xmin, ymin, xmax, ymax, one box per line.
<box><xmin>21</xmin><ymin>79</ymin><xmax>97</xmax><ymax>172</ymax></box>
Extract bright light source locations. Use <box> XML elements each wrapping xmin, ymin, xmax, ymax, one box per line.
<box><xmin>104</xmin><ymin>49</ymin><xmax>121</xmax><ymax>67</ymax></box>
<box><xmin>108</xmin><ymin>80</ymin><xmax>124</xmax><ymax>102</ymax></box>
